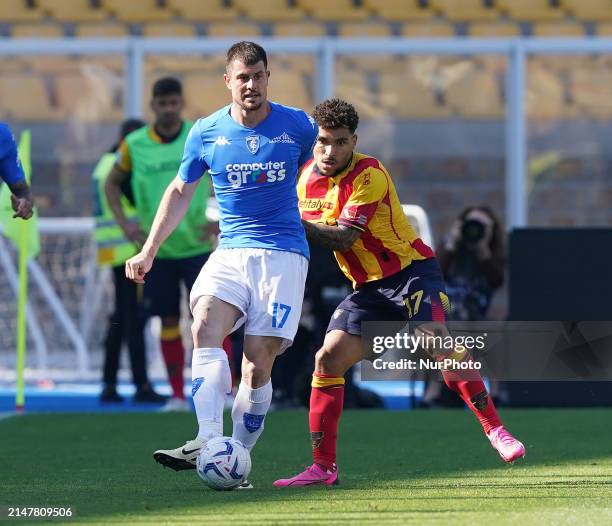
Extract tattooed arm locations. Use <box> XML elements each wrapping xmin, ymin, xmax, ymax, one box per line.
<box><xmin>301</xmin><ymin>219</ymin><xmax>361</xmax><ymax>252</ymax></box>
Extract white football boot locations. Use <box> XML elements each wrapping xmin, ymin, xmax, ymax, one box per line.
<box><xmin>153</xmin><ymin>437</ymin><xmax>206</xmax><ymax>471</ymax></box>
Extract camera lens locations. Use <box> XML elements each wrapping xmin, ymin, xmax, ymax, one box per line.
<box><xmin>461</xmin><ymin>219</ymin><xmax>486</xmax><ymax>244</ymax></box>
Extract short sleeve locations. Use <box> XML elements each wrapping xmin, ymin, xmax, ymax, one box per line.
<box><xmin>178</xmin><ymin>120</ymin><xmax>209</xmax><ymax>183</ymax></box>
<box><xmin>115</xmin><ymin>140</ymin><xmax>131</xmax><ymax>173</ymax></box>
<box><xmin>298</xmin><ymin>112</ymin><xmax>318</xmax><ymax>168</ymax></box>
<box><xmin>0</xmin><ymin>128</ymin><xmax>25</xmax><ymax>185</ymax></box>
<box><xmin>338</xmin><ymin>168</ymin><xmax>388</xmax><ymax>232</ymax></box>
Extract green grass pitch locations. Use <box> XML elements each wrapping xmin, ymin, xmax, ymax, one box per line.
<box><xmin>2</xmin><ymin>409</ymin><xmax>612</xmax><ymax>525</ymax></box>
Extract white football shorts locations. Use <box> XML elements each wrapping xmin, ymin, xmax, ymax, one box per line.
<box><xmin>189</xmin><ymin>247</ymin><xmax>308</xmax><ymax>351</ymax></box>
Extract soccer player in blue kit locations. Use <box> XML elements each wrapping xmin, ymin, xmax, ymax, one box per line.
<box><xmin>125</xmin><ymin>42</ymin><xmax>317</xmax><ymax>485</ymax></box>
<box><xmin>0</xmin><ymin>123</ymin><xmax>34</xmax><ymax>220</ymax></box>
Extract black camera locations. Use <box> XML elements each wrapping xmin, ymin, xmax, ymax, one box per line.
<box><xmin>460</xmin><ymin>219</ymin><xmax>486</xmax><ymax>245</ymax></box>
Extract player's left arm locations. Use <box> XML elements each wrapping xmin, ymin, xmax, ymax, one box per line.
<box><xmin>301</xmin><ymin>220</ymin><xmax>361</xmax><ymax>252</ymax></box>
<box><xmin>302</xmin><ymin>167</ymin><xmax>388</xmax><ymax>252</ymax></box>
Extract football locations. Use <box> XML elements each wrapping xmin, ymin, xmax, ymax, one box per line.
<box><xmin>196</xmin><ymin>437</ymin><xmax>252</xmax><ymax>490</ymax></box>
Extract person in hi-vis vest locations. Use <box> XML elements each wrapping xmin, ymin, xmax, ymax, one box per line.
<box><xmin>94</xmin><ymin>118</ymin><xmax>166</xmax><ymax>404</ymax></box>
<box><xmin>105</xmin><ymin>78</ymin><xmax>218</xmax><ymax>412</ymax></box>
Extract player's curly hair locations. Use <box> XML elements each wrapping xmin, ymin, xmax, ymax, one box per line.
<box><xmin>226</xmin><ymin>41</ymin><xmax>268</xmax><ymax>71</ymax></box>
<box><xmin>312</xmin><ymin>98</ymin><xmax>359</xmax><ymax>134</ymax></box>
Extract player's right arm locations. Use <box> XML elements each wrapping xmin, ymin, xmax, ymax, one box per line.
<box><xmin>105</xmin><ymin>141</ymin><xmax>146</xmax><ymax>245</ymax></box>
<box><xmin>125</xmin><ymin>176</ymin><xmax>202</xmax><ymax>283</ymax></box>
<box><xmin>125</xmin><ymin>120</ymin><xmax>208</xmax><ymax>284</ymax></box>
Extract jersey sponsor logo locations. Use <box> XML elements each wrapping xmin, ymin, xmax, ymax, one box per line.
<box><xmin>246</xmin><ymin>134</ymin><xmax>260</xmax><ymax>154</ymax></box>
<box><xmin>215</xmin><ymin>136</ymin><xmax>230</xmax><ymax>146</ymax></box>
<box><xmin>270</xmin><ymin>131</ymin><xmax>295</xmax><ymax>144</ymax></box>
<box><xmin>299</xmin><ymin>198</ymin><xmax>334</xmax><ymax>211</ymax></box>
<box><xmin>226</xmin><ymin>160</ymin><xmax>287</xmax><ymax>189</ymax></box>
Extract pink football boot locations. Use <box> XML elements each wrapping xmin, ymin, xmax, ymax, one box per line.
<box><xmin>488</xmin><ymin>426</ymin><xmax>526</xmax><ymax>463</ymax></box>
<box><xmin>273</xmin><ymin>463</ymin><xmax>339</xmax><ymax>487</ymax></box>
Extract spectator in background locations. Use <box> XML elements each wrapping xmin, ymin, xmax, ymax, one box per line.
<box><xmin>94</xmin><ymin>118</ymin><xmax>166</xmax><ymax>404</ymax></box>
<box><xmin>419</xmin><ymin>206</ymin><xmax>505</xmax><ymax>407</ymax></box>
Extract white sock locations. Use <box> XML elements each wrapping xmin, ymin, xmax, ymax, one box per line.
<box><xmin>191</xmin><ymin>347</ymin><xmax>232</xmax><ymax>441</ymax></box>
<box><xmin>231</xmin><ymin>380</ymin><xmax>273</xmax><ymax>450</ymax></box>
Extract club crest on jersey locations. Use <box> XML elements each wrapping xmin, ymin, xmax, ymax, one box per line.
<box><xmin>246</xmin><ymin>134</ymin><xmax>260</xmax><ymax>154</ymax></box>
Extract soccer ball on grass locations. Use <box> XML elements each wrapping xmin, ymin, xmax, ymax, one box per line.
<box><xmin>196</xmin><ymin>437</ymin><xmax>251</xmax><ymax>490</ymax></box>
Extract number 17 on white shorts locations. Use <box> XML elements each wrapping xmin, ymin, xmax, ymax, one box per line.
<box><xmin>190</xmin><ymin>247</ymin><xmax>308</xmax><ymax>351</ymax></box>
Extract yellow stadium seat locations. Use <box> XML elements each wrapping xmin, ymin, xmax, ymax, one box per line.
<box><xmin>337</xmin><ymin>22</ymin><xmax>392</xmax><ymax>37</ymax></box>
<box><xmin>338</xmin><ymin>55</ymin><xmax>404</xmax><ymax>74</ymax></box>
<box><xmin>497</xmin><ymin>0</ymin><xmax>566</xmax><ymax>22</ymax></box>
<box><xmin>363</xmin><ymin>0</ymin><xmax>434</xmax><ymax>22</ymax></box>
<box><xmin>0</xmin><ymin>57</ymin><xmax>29</xmax><ymax>74</ymax></box>
<box><xmin>336</xmin><ymin>69</ymin><xmax>383</xmax><ymax>119</ymax></box>
<box><xmin>534</xmin><ymin>55</ymin><xmax>591</xmax><ymax>74</ymax></box>
<box><xmin>469</xmin><ymin>21</ymin><xmax>521</xmax><ymax>36</ymax></box>
<box><xmin>0</xmin><ymin>75</ymin><xmax>63</xmax><ymax>121</ymax></box>
<box><xmin>102</xmin><ymin>0</ymin><xmax>173</xmax><ymax>23</ymax></box>
<box><xmin>273</xmin><ymin>21</ymin><xmax>326</xmax><ymax>37</ymax></box>
<box><xmin>0</xmin><ymin>0</ymin><xmax>44</xmax><ymax>22</ymax></box>
<box><xmin>147</xmin><ymin>55</ymin><xmax>225</xmax><ymax>75</ymax></box>
<box><xmin>206</xmin><ymin>22</ymin><xmax>262</xmax><ymax>37</ymax></box>
<box><xmin>76</xmin><ymin>22</ymin><xmax>129</xmax><ymax>37</ymax></box>
<box><xmin>267</xmin><ymin>68</ymin><xmax>313</xmax><ymax>110</ymax></box>
<box><xmin>561</xmin><ymin>0</ymin><xmax>612</xmax><ymax>22</ymax></box>
<box><xmin>526</xmin><ymin>62</ymin><xmax>578</xmax><ymax>118</ymax></box>
<box><xmin>167</xmin><ymin>0</ymin><xmax>237</xmax><ymax>21</ymax></box>
<box><xmin>24</xmin><ymin>56</ymin><xmax>81</xmax><ymax>74</ymax></box>
<box><xmin>401</xmin><ymin>21</ymin><xmax>455</xmax><ymax>37</ymax></box>
<box><xmin>596</xmin><ymin>21</ymin><xmax>612</xmax><ymax>34</ymax></box>
<box><xmin>38</xmin><ymin>0</ymin><xmax>107</xmax><ymax>22</ymax></box>
<box><xmin>430</xmin><ymin>0</ymin><xmax>499</xmax><ymax>22</ymax></box>
<box><xmin>143</xmin><ymin>23</ymin><xmax>196</xmax><ymax>37</ymax></box>
<box><xmin>379</xmin><ymin>61</ymin><xmax>451</xmax><ymax>118</ymax></box>
<box><xmin>183</xmin><ymin>74</ymin><xmax>233</xmax><ymax>119</ymax></box>
<box><xmin>533</xmin><ymin>21</ymin><xmax>585</xmax><ymax>37</ymax></box>
<box><xmin>270</xmin><ymin>54</ymin><xmax>316</xmax><ymax>76</ymax></box>
<box><xmin>232</xmin><ymin>0</ymin><xmax>303</xmax><ymax>22</ymax></box>
<box><xmin>570</xmin><ymin>67</ymin><xmax>612</xmax><ymax>117</ymax></box>
<box><xmin>298</xmin><ymin>0</ymin><xmax>369</xmax><ymax>21</ymax></box>
<box><xmin>445</xmin><ymin>68</ymin><xmax>504</xmax><ymax>118</ymax></box>
<box><xmin>11</xmin><ymin>23</ymin><xmax>65</xmax><ymax>38</ymax></box>
<box><xmin>55</xmin><ymin>74</ymin><xmax>122</xmax><ymax>123</ymax></box>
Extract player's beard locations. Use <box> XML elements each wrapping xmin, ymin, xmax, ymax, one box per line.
<box><xmin>318</xmin><ymin>153</ymin><xmax>354</xmax><ymax>177</ymax></box>
<box><xmin>241</xmin><ymin>92</ymin><xmax>263</xmax><ymax>112</ymax></box>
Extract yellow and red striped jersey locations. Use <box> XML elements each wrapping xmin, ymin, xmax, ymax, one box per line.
<box><xmin>298</xmin><ymin>152</ymin><xmax>434</xmax><ymax>286</ymax></box>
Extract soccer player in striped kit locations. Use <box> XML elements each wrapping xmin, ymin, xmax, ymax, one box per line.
<box><xmin>274</xmin><ymin>99</ymin><xmax>524</xmax><ymax>487</ymax></box>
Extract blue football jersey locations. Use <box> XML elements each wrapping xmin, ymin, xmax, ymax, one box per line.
<box><xmin>178</xmin><ymin>102</ymin><xmax>317</xmax><ymax>259</ymax></box>
<box><xmin>0</xmin><ymin>123</ymin><xmax>25</xmax><ymax>186</ymax></box>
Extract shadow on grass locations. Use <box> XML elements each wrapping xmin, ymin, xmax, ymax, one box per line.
<box><xmin>2</xmin><ymin>408</ymin><xmax>612</xmax><ymax>522</ymax></box>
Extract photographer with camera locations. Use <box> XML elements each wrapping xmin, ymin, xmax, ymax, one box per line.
<box><xmin>439</xmin><ymin>206</ymin><xmax>504</xmax><ymax>321</ymax></box>
<box><xmin>419</xmin><ymin>206</ymin><xmax>505</xmax><ymax>408</ymax></box>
